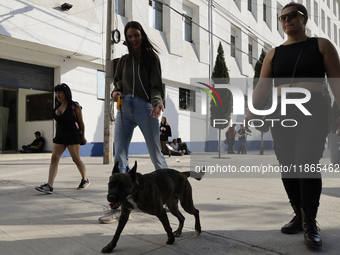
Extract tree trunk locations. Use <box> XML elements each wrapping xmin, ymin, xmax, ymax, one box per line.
<box><xmin>218</xmin><ymin>128</ymin><xmax>221</xmax><ymax>158</ymax></box>
<box><xmin>260</xmin><ymin>131</ymin><xmax>264</xmax><ymax>155</ymax></box>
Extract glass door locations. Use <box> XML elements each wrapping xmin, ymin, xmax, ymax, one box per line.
<box><xmin>0</xmin><ymin>87</ymin><xmax>18</xmax><ymax>153</ymax></box>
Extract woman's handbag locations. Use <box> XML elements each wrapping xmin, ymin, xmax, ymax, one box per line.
<box><xmin>72</xmin><ymin>104</ymin><xmax>85</xmax><ymax>146</ymax></box>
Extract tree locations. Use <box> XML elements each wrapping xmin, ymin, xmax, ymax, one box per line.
<box><xmin>210</xmin><ymin>42</ymin><xmax>232</xmax><ymax>158</ymax></box>
<box><xmin>252</xmin><ymin>49</ymin><xmax>271</xmax><ymax>155</ymax></box>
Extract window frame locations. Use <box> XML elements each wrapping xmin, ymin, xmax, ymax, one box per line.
<box><xmin>179</xmin><ymin>87</ymin><xmax>196</xmax><ymax>112</ymax></box>
<box><xmin>114</xmin><ymin>0</ymin><xmax>125</xmax><ymax>16</ymax></box>
<box><xmin>149</xmin><ymin>0</ymin><xmax>163</xmax><ymax>31</ymax></box>
<box><xmin>97</xmin><ymin>70</ymin><xmax>105</xmax><ymax>100</ymax></box>
<box><xmin>183</xmin><ymin>4</ymin><xmax>193</xmax><ymax>42</ymax></box>
<box><xmin>26</xmin><ymin>93</ymin><xmax>54</xmax><ymax>122</ymax></box>
<box><xmin>231</xmin><ymin>35</ymin><xmax>236</xmax><ymax>58</ymax></box>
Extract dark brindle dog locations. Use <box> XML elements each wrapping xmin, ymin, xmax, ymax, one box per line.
<box><xmin>101</xmin><ymin>161</ymin><xmax>203</xmax><ymax>253</ymax></box>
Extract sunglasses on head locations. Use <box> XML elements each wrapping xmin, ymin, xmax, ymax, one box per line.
<box><xmin>278</xmin><ymin>10</ymin><xmax>304</xmax><ymax>23</ymax></box>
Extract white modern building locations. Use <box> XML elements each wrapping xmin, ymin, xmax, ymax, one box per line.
<box><xmin>0</xmin><ymin>0</ymin><xmax>339</xmax><ymax>156</ymax></box>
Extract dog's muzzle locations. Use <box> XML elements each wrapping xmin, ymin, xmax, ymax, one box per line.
<box><xmin>107</xmin><ymin>194</ymin><xmax>122</xmax><ymax>209</ymax></box>
<box><xmin>109</xmin><ymin>202</ymin><xmax>121</xmax><ymax>209</ymax></box>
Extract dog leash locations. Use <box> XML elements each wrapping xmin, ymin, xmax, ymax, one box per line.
<box><xmin>117</xmin><ymin>95</ymin><xmax>124</xmax><ymax>132</ymax></box>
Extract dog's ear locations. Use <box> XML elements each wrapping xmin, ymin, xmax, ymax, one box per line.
<box><xmin>112</xmin><ymin>161</ymin><xmax>120</xmax><ymax>175</ymax></box>
<box><xmin>128</xmin><ymin>161</ymin><xmax>137</xmax><ymax>182</ymax></box>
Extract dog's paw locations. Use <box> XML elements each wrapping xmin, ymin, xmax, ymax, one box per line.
<box><xmin>166</xmin><ymin>236</ymin><xmax>175</xmax><ymax>245</ymax></box>
<box><xmin>173</xmin><ymin>230</ymin><xmax>182</xmax><ymax>237</ymax></box>
<box><xmin>195</xmin><ymin>229</ymin><xmax>201</xmax><ymax>236</ymax></box>
<box><xmin>101</xmin><ymin>244</ymin><xmax>114</xmax><ymax>253</ymax></box>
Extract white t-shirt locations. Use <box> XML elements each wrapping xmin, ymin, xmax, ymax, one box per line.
<box><xmin>171</xmin><ymin>142</ymin><xmax>179</xmax><ymax>151</ymax></box>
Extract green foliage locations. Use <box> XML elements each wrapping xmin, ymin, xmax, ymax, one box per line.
<box><xmin>212</xmin><ymin>42</ymin><xmax>230</xmax><ymax>82</ymax></box>
<box><xmin>210</xmin><ymin>42</ymin><xmax>232</xmax><ymax>129</ymax></box>
<box><xmin>252</xmin><ymin>49</ymin><xmax>271</xmax><ymax>133</ymax></box>
<box><xmin>210</xmin><ymin>88</ymin><xmax>233</xmax><ymax>129</ymax></box>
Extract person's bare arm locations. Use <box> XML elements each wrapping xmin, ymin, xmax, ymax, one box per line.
<box><xmin>319</xmin><ymin>38</ymin><xmax>340</xmax><ymax>135</ymax></box>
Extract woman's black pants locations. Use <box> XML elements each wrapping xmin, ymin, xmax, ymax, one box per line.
<box><xmin>270</xmin><ymin>93</ymin><xmax>329</xmax><ymax>209</ymax></box>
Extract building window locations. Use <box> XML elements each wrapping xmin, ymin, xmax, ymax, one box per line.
<box><xmin>328</xmin><ymin>17</ymin><xmax>331</xmax><ymax>38</ymax></box>
<box><xmin>114</xmin><ymin>0</ymin><xmax>125</xmax><ymax>16</ymax></box>
<box><xmin>321</xmin><ymin>9</ymin><xmax>325</xmax><ymax>33</ymax></box>
<box><xmin>183</xmin><ymin>5</ymin><xmax>193</xmax><ymax>42</ymax></box>
<box><xmin>263</xmin><ymin>2</ymin><xmax>266</xmax><ymax>22</ymax></box>
<box><xmin>97</xmin><ymin>70</ymin><xmax>105</xmax><ymax>100</ymax></box>
<box><xmin>179</xmin><ymin>88</ymin><xmax>195</xmax><ymax>112</ymax></box>
<box><xmin>149</xmin><ymin>0</ymin><xmax>163</xmax><ymax>31</ymax></box>
<box><xmin>231</xmin><ymin>35</ymin><xmax>236</xmax><ymax>57</ymax></box>
<box><xmin>277</xmin><ymin>3</ymin><xmax>284</xmax><ymax>37</ymax></box>
<box><xmin>314</xmin><ymin>1</ymin><xmax>319</xmax><ymax>25</ymax></box>
<box><xmin>183</xmin><ymin>15</ymin><xmax>192</xmax><ymax>42</ymax></box>
<box><xmin>263</xmin><ymin>0</ymin><xmax>272</xmax><ymax>29</ymax></box>
<box><xmin>306</xmin><ymin>0</ymin><xmax>311</xmax><ymax>18</ymax></box>
<box><xmin>334</xmin><ymin>0</ymin><xmax>337</xmax><ymax>16</ymax></box>
<box><xmin>248</xmin><ymin>43</ymin><xmax>253</xmax><ymax>65</ymax></box>
<box><xmin>26</xmin><ymin>93</ymin><xmax>53</xmax><ymax>121</ymax></box>
<box><xmin>335</xmin><ymin>24</ymin><xmax>338</xmax><ymax>45</ymax></box>
<box><xmin>248</xmin><ymin>0</ymin><xmax>257</xmax><ymax>19</ymax></box>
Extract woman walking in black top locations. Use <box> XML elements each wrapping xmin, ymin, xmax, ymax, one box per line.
<box><xmin>35</xmin><ymin>83</ymin><xmax>89</xmax><ymax>194</ymax></box>
<box><xmin>245</xmin><ymin>2</ymin><xmax>340</xmax><ymax>248</ymax></box>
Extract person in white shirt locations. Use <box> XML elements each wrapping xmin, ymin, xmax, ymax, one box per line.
<box><xmin>167</xmin><ymin>139</ymin><xmax>184</xmax><ymax>156</ymax></box>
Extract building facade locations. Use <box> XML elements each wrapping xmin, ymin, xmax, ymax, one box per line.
<box><xmin>0</xmin><ymin>0</ymin><xmax>338</xmax><ymax>156</ymax></box>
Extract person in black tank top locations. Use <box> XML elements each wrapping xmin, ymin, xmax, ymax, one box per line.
<box><xmin>35</xmin><ymin>83</ymin><xmax>90</xmax><ymax>194</ymax></box>
<box><xmin>244</xmin><ymin>2</ymin><xmax>340</xmax><ymax>249</ymax></box>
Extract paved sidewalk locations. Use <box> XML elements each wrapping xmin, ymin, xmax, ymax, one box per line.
<box><xmin>0</xmin><ymin>151</ymin><xmax>339</xmax><ymax>255</ymax></box>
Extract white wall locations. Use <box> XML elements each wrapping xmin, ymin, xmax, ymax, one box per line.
<box><xmin>0</xmin><ymin>0</ymin><xmax>103</xmax><ymax>60</ymax></box>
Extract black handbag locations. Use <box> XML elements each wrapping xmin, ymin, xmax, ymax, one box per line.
<box><xmin>72</xmin><ymin>103</ymin><xmax>85</xmax><ymax>146</ymax></box>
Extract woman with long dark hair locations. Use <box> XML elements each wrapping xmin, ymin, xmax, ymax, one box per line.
<box><xmin>99</xmin><ymin>21</ymin><xmax>168</xmax><ymax>223</ymax></box>
<box><xmin>35</xmin><ymin>83</ymin><xmax>89</xmax><ymax>194</ymax></box>
<box><xmin>245</xmin><ymin>2</ymin><xmax>340</xmax><ymax>248</ymax></box>
<box><xmin>160</xmin><ymin>116</ymin><xmax>172</xmax><ymax>153</ymax></box>
<box><xmin>111</xmin><ymin>21</ymin><xmax>167</xmax><ymax>173</ymax></box>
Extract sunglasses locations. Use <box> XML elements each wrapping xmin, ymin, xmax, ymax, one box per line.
<box><xmin>278</xmin><ymin>10</ymin><xmax>304</xmax><ymax>23</ymax></box>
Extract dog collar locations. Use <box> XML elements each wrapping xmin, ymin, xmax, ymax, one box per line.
<box><xmin>127</xmin><ymin>188</ymin><xmax>138</xmax><ymax>199</ymax></box>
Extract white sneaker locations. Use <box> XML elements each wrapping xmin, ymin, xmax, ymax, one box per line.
<box><xmin>98</xmin><ymin>207</ymin><xmax>121</xmax><ymax>224</ymax></box>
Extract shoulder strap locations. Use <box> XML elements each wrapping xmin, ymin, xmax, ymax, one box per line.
<box><xmin>290</xmin><ymin>38</ymin><xmax>310</xmax><ymax>87</ymax></box>
<box><xmin>71</xmin><ymin>103</ymin><xmax>78</xmax><ymax>121</ymax></box>
<box><xmin>120</xmin><ymin>54</ymin><xmax>127</xmax><ymax>78</ymax></box>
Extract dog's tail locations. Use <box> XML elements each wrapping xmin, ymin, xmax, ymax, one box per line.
<box><xmin>182</xmin><ymin>167</ymin><xmax>205</xmax><ymax>181</ymax></box>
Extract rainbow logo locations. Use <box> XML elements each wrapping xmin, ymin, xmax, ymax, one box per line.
<box><xmin>196</xmin><ymin>82</ymin><xmax>222</xmax><ymax>106</ymax></box>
